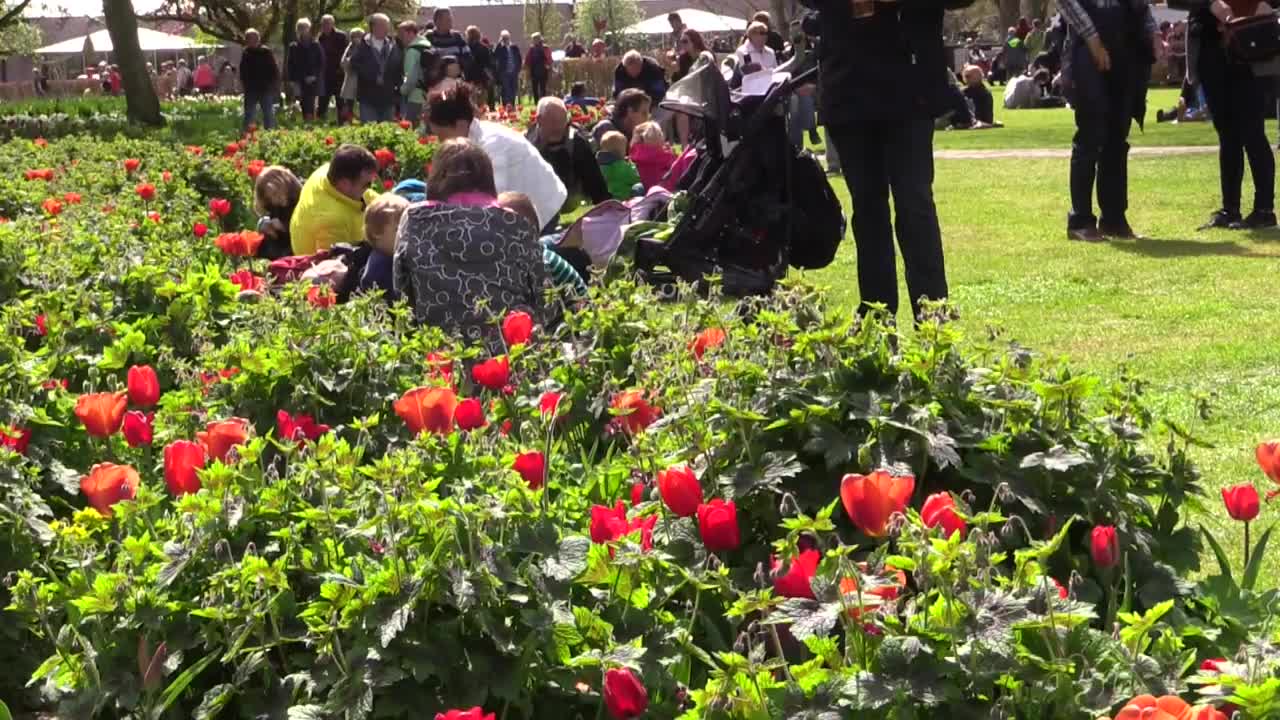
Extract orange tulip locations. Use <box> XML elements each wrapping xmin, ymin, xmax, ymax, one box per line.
<box><xmin>80</xmin><ymin>462</ymin><xmax>139</xmax><ymax>515</ymax></box>
<box><xmin>197</xmin><ymin>418</ymin><xmax>251</xmax><ymax>463</ymax></box>
<box><xmin>1258</xmin><ymin>441</ymin><xmax>1280</xmax><ymax>498</ymax></box>
<box><xmin>394</xmin><ymin>386</ymin><xmax>458</xmax><ymax>436</ymax></box>
<box><xmin>839</xmin><ymin>470</ymin><xmax>914</xmax><ymax>537</ymax></box>
<box><xmin>74</xmin><ymin>391</ymin><xmax>128</xmax><ymax>438</ymax></box>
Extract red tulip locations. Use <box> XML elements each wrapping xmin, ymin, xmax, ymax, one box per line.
<box><xmin>590</xmin><ymin>501</ymin><xmax>629</xmax><ymax>543</ymax></box>
<box><xmin>189</xmin><ymin>221</ymin><xmax>208</xmax><ymax>238</ymax></box>
<box><xmin>399</xmin><ymin>119</ymin><xmax>413</xmax><ymax>130</ymax></box>
<box><xmin>127</xmin><ymin>365</ymin><xmax>161</xmax><ymax>407</ymax></box>
<box><xmin>602</xmin><ymin>667</ymin><xmax>648</xmax><ymax>719</ymax></box>
<box><xmin>434</xmin><ymin>709</ymin><xmax>495</xmax><ymax>720</ymax></box>
<box><xmin>325</xmin><ymin>136</ymin><xmax>335</xmax><ymax>145</ymax></box>
<box><xmin>471</xmin><ymin>356</ymin><xmax>510</xmax><ymax>390</ymax></box>
<box><xmin>920</xmin><ymin>492</ymin><xmax>966</xmax><ymax>539</ymax></box>
<box><xmin>215</xmin><ymin>230</ymin><xmax>264</xmax><ymax>256</ymax></box>
<box><xmin>1051</xmin><ymin>577</ymin><xmax>1069</xmax><ymax>599</ymax></box>
<box><xmin>1200</xmin><ymin>658</ymin><xmax>1227</xmax><ymax>673</ymax></box>
<box><xmin>186</xmin><ymin>145</ymin><xmax>204</xmax><ymax>155</ymax></box>
<box><xmin>657</xmin><ymin>465</ymin><xmax>702</xmax><ymax>517</ymax></box>
<box><xmin>512</xmin><ymin>451</ymin><xmax>545</xmax><ymax>489</ymax></box>
<box><xmin>123</xmin><ymin>158</ymin><xmax>141</xmax><ymax>173</ymax></box>
<box><xmin>229</xmin><ymin>269</ymin><xmax>265</xmax><ymax>292</ymax></box>
<box><xmin>197</xmin><ymin>418</ymin><xmax>251</xmax><ymax>463</ymax></box>
<box><xmin>502</xmin><ymin>311</ymin><xmax>534</xmax><ymax>347</ymax></box>
<box><xmin>35</xmin><ymin>313</ymin><xmax>47</xmax><ymax>336</ymax></box>
<box><xmin>41</xmin><ymin>198</ymin><xmax>63</xmax><ymax>216</ymax></box>
<box><xmin>80</xmin><ymin>462</ymin><xmax>139</xmax><ymax>515</ymax></box>
<box><xmin>246</xmin><ymin>160</ymin><xmax>265</xmax><ymax>179</ymax></box>
<box><xmin>63</xmin><ymin>192</ymin><xmax>82</xmax><ymax>204</ymax></box>
<box><xmin>426</xmin><ymin>351</ymin><xmax>453</xmax><ymax>380</ymax></box>
<box><xmin>1222</xmin><ymin>484</ymin><xmax>1260</xmax><ymax>522</ymax></box>
<box><xmin>394</xmin><ymin>386</ymin><xmax>457</xmax><ymax>435</ymax></box>
<box><xmin>689</xmin><ymin>327</ymin><xmax>726</xmax><ymax>360</ymax></box>
<box><xmin>163</xmin><ymin>440</ymin><xmax>206</xmax><ymax>496</ymax></box>
<box><xmin>1257</xmin><ymin>441</ymin><xmax>1280</xmax><ymax>498</ymax></box>
<box><xmin>629</xmin><ymin>513</ymin><xmax>657</xmax><ymax>551</ymax></box>
<box><xmin>146</xmin><ymin>211</ymin><xmax>162</xmax><ymax>224</ymax></box>
<box><xmin>1</xmin><ymin>425</ymin><xmax>31</xmax><ymax>455</ymax></box>
<box><xmin>307</xmin><ymin>285</ymin><xmax>336</xmax><ymax>308</ymax></box>
<box><xmin>374</xmin><ymin>147</ymin><xmax>396</xmax><ymax>169</ymax></box>
<box><xmin>630</xmin><ymin>481</ymin><xmax>645</xmax><ymax>506</ymax></box>
<box><xmin>773</xmin><ymin>548</ymin><xmax>820</xmax><ymax>599</ymax></box>
<box><xmin>839</xmin><ymin>470</ymin><xmax>914</xmax><ymax>538</ymax></box>
<box><xmin>276</xmin><ymin>410</ymin><xmax>330</xmax><ymax>444</ymax></box>
<box><xmin>224</xmin><ymin>142</ymin><xmax>240</xmax><ymax>156</ymax></box>
<box><xmin>135</xmin><ymin>182</ymin><xmax>156</xmax><ymax>201</ymax></box>
<box><xmin>122</xmin><ymin>411</ymin><xmax>154</xmax><ymax>447</ymax></box>
<box><xmin>1089</xmin><ymin>525</ymin><xmax>1120</xmax><ymax>569</ymax></box>
<box><xmin>33</xmin><ymin>137</ymin><xmax>47</xmax><ymax>148</ymax></box>
<box><xmin>455</xmin><ymin>398</ymin><xmax>488</xmax><ymax>431</ymax></box>
<box><xmin>208</xmin><ymin>197</ymin><xmax>232</xmax><ymax>217</ymax></box>
<box><xmin>75</xmin><ymin>391</ymin><xmax>128</xmax><ymax>438</ymax></box>
<box><xmin>538</xmin><ymin>391</ymin><xmax>564</xmax><ymax>418</ymax></box>
<box><xmin>697</xmin><ymin>498</ymin><xmax>740</xmax><ymax>552</ymax></box>
<box><xmin>161</xmin><ymin>171</ymin><xmax>172</xmax><ymax>183</ymax></box>
<box><xmin>609</xmin><ymin>390</ymin><xmax>660</xmax><ymax>435</ymax></box>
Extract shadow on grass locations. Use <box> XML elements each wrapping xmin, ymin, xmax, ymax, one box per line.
<box><xmin>1108</xmin><ymin>236</ymin><xmax>1267</xmax><ymax>258</ymax></box>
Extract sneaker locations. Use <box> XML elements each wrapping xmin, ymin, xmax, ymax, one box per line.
<box><xmin>1067</xmin><ymin>227</ymin><xmax>1105</xmax><ymax>242</ymax></box>
<box><xmin>1199</xmin><ymin>209</ymin><xmax>1242</xmax><ymax>230</ymax></box>
<box><xmin>1099</xmin><ymin>221</ymin><xmax>1138</xmax><ymax>239</ymax></box>
<box><xmin>1156</xmin><ymin>109</ymin><xmax>1170</xmax><ymax>123</ymax></box>
<box><xmin>1230</xmin><ymin>210</ymin><xmax>1278</xmax><ymax>230</ymax></box>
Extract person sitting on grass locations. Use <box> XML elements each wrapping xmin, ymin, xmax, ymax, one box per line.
<box><xmin>564</xmin><ymin>81</ymin><xmax>599</xmax><ymax>109</ymax></box>
<box><xmin>497</xmin><ymin>191</ymin><xmax>589</xmax><ymax>297</ymax></box>
<box><xmin>628</xmin><ymin>121</ymin><xmax>676</xmax><ymax>190</ymax></box>
<box><xmin>393</xmin><ymin>138</ymin><xmax>550</xmax><ymax>349</ymax></box>
<box><xmin>289</xmin><ymin>144</ymin><xmax>381</xmax><ymax>256</ymax></box>
<box><xmin>597</xmin><ymin>131</ymin><xmax>642</xmax><ymax>200</ymax></box>
<box><xmin>357</xmin><ymin>193</ymin><xmax>410</xmax><ymax>300</ymax></box>
<box><xmin>961</xmin><ymin>65</ymin><xmax>996</xmax><ymax>126</ymax></box>
<box><xmin>253</xmin><ymin>165</ymin><xmax>303</xmax><ymax>260</ymax></box>
<box><xmin>591</xmin><ymin>88</ymin><xmax>652</xmax><ymax>147</ymax></box>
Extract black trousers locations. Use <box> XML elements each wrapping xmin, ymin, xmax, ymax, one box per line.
<box><xmin>1200</xmin><ymin>44</ymin><xmax>1275</xmax><ymax>214</ymax></box>
<box><xmin>1068</xmin><ymin>44</ymin><xmax>1135</xmax><ymax>230</ymax></box>
<box><xmin>829</xmin><ymin>114</ymin><xmax>947</xmax><ymax>318</ymax></box>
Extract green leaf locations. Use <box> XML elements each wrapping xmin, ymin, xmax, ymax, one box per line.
<box><xmin>193</xmin><ymin>683</ymin><xmax>234</xmax><ymax>720</ymax></box>
<box><xmin>0</xmin><ymin>698</ymin><xmax>12</xmax><ymax>720</ymax></box>
<box><xmin>1242</xmin><ymin>522</ymin><xmax>1275</xmax><ymax>591</ymax></box>
<box><xmin>1019</xmin><ymin>446</ymin><xmax>1089</xmax><ymax>472</ymax></box>
<box><xmin>1201</xmin><ymin>525</ymin><xmax>1235</xmax><ymax>586</ymax></box>
<box><xmin>544</xmin><ymin>536</ymin><xmax>591</xmax><ymax>582</ymax></box>
<box><xmin>287</xmin><ymin>706</ymin><xmax>327</xmax><ymax>720</ymax></box>
<box><xmin>154</xmin><ymin>652</ymin><xmax>218</xmax><ymax>717</ymax></box>
<box><xmin>770</xmin><ymin>599</ymin><xmax>840</xmax><ymax>641</ymax></box>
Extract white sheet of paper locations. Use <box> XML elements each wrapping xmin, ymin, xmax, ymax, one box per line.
<box><xmin>740</xmin><ymin>69</ymin><xmax>792</xmax><ymax>96</ymax></box>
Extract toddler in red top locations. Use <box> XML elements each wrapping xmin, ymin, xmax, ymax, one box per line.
<box><xmin>628</xmin><ymin>121</ymin><xmax>677</xmax><ymax>190</ymax></box>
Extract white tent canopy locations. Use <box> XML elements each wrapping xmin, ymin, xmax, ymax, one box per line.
<box><xmin>35</xmin><ymin>27</ymin><xmax>214</xmax><ymax>54</ymax></box>
<box><xmin>622</xmin><ymin>8</ymin><xmax>748</xmax><ymax>35</ymax></box>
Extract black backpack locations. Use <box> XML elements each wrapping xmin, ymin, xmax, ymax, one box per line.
<box><xmin>787</xmin><ymin>150</ymin><xmax>845</xmax><ymax>270</ymax></box>
<box><xmin>411</xmin><ymin>45</ymin><xmax>446</xmax><ymax>94</ymax></box>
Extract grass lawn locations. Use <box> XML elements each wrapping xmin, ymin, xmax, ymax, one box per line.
<box><xmin>805</xmin><ymin>150</ymin><xmax>1280</xmax><ymax>581</ymax></box>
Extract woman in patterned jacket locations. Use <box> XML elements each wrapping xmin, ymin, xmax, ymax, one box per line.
<box><xmin>393</xmin><ymin>139</ymin><xmax>550</xmax><ymax>349</ymax></box>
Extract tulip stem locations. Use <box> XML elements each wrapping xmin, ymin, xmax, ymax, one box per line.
<box><xmin>1244</xmin><ymin>521</ymin><xmax>1251</xmax><ymax>569</ymax></box>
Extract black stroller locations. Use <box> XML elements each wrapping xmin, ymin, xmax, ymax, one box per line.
<box><xmin>634</xmin><ymin>51</ymin><xmax>846</xmax><ymax>297</ymax></box>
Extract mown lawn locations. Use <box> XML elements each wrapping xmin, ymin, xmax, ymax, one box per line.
<box><xmin>806</xmin><ymin>150</ymin><xmax>1280</xmax><ymax>581</ymax></box>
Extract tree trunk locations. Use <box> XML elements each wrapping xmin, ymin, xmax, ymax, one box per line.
<box><xmin>997</xmin><ymin>0</ymin><xmax>1020</xmax><ymax>32</ymax></box>
<box><xmin>102</xmin><ymin>0</ymin><xmax>162</xmax><ymax>126</ymax></box>
<box><xmin>770</xmin><ymin>0</ymin><xmax>791</xmax><ymax>36</ymax></box>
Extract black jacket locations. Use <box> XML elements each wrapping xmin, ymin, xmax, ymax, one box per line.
<box><xmin>495</xmin><ymin>43</ymin><xmax>522</xmax><ymax>76</ymax></box>
<box><xmin>318</xmin><ymin>29</ymin><xmax>348</xmax><ymax>90</ymax></box>
<box><xmin>527</xmin><ymin>124</ymin><xmax>612</xmax><ymax>208</ymax></box>
<box><xmin>429</xmin><ymin>30</ymin><xmax>472</xmax><ymax>74</ymax></box>
<box><xmin>807</xmin><ymin>0</ymin><xmax>961</xmax><ymax>123</ymax></box>
<box><xmin>287</xmin><ymin>39</ymin><xmax>325</xmax><ymax>90</ymax></box>
<box><xmin>467</xmin><ymin>40</ymin><xmax>493</xmax><ymax>83</ymax></box>
<box><xmin>613</xmin><ymin>57</ymin><xmax>667</xmax><ymax>102</ymax></box>
<box><xmin>239</xmin><ymin>46</ymin><xmax>279</xmax><ymax>94</ymax></box>
<box><xmin>350</xmin><ymin>37</ymin><xmax>404</xmax><ymax>106</ymax></box>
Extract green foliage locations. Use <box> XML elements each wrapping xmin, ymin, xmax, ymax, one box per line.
<box><xmin>0</xmin><ymin>127</ymin><xmax>1249</xmax><ymax>719</ymax></box>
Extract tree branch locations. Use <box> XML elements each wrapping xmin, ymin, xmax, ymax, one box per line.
<box><xmin>0</xmin><ymin>0</ymin><xmax>33</xmax><ymax>29</ymax></box>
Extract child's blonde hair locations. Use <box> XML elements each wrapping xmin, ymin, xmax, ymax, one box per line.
<box><xmin>962</xmin><ymin>65</ymin><xmax>984</xmax><ymax>85</ymax></box>
<box><xmin>496</xmin><ymin>191</ymin><xmax>539</xmax><ymax>228</ymax></box>
<box><xmin>632</xmin><ymin>121</ymin><xmax>664</xmax><ymax>146</ymax></box>
<box><xmin>364</xmin><ymin>193</ymin><xmax>410</xmax><ymax>256</ymax></box>
<box><xmin>253</xmin><ymin>165</ymin><xmax>302</xmax><ymax>215</ymax></box>
<box><xmin>600</xmin><ymin>130</ymin><xmax>628</xmax><ymax>157</ymax></box>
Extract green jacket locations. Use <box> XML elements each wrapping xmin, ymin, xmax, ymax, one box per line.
<box><xmin>402</xmin><ymin>36</ymin><xmax>433</xmax><ymax>104</ymax></box>
<box><xmin>598</xmin><ymin>152</ymin><xmax>641</xmax><ymax>200</ymax></box>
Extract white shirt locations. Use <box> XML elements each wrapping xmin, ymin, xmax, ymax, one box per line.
<box><xmin>734</xmin><ymin>43</ymin><xmax>777</xmax><ymax>72</ymax></box>
<box><xmin>468</xmin><ymin>120</ymin><xmax>568</xmax><ymax>228</ymax></box>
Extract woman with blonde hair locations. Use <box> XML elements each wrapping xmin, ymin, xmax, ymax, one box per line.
<box><xmin>253</xmin><ymin>165</ymin><xmax>304</xmax><ymax>259</ymax></box>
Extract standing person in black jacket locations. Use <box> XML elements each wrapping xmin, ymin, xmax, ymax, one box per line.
<box><xmin>288</xmin><ymin>18</ymin><xmax>326</xmax><ymax>121</ymax></box>
<box><xmin>1175</xmin><ymin>0</ymin><xmax>1276</xmax><ymax>229</ymax></box>
<box><xmin>317</xmin><ymin>15</ymin><xmax>348</xmax><ymax>122</ymax></box>
<box><xmin>1059</xmin><ymin>0</ymin><xmax>1160</xmax><ymax>241</ymax></box>
<box><xmin>494</xmin><ymin>30</ymin><xmax>522</xmax><ymax>108</ymax></box>
<box><xmin>350</xmin><ymin>13</ymin><xmax>404</xmax><ymax>123</ymax></box>
<box><xmin>428</xmin><ymin>8</ymin><xmax>473</xmax><ymax>74</ymax></box>
<box><xmin>240</xmin><ymin>29</ymin><xmax>280</xmax><ymax>133</ymax></box>
<box><xmin>526</xmin><ymin>97</ymin><xmax>612</xmax><ymax>215</ymax></box>
<box><xmin>807</xmin><ymin>0</ymin><xmax>959</xmax><ymax>319</ymax></box>
<box><xmin>465</xmin><ymin>25</ymin><xmax>495</xmax><ymax>106</ymax></box>
<box><xmin>613</xmin><ymin>50</ymin><xmax>667</xmax><ymax>103</ymax></box>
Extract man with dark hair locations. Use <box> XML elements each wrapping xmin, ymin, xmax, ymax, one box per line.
<box><xmin>290</xmin><ymin>145</ymin><xmax>381</xmax><ymax>255</ymax></box>
<box><xmin>317</xmin><ymin>15</ymin><xmax>348</xmax><ymax>122</ymax></box>
<box><xmin>428</xmin><ymin>7</ymin><xmax>472</xmax><ymax>73</ymax></box>
<box><xmin>400</xmin><ymin>21</ymin><xmax>432</xmax><ymax>123</ymax></box>
<box><xmin>350</xmin><ymin>13</ymin><xmax>404</xmax><ymax>122</ymax></box>
<box><xmin>591</xmin><ymin>88</ymin><xmax>652</xmax><ymax>146</ymax></box>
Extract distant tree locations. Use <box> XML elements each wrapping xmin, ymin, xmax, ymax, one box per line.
<box><xmin>574</xmin><ymin>0</ymin><xmax>639</xmax><ymax>52</ymax></box>
<box><xmin>0</xmin><ymin>0</ymin><xmax>42</xmax><ymax>56</ymax></box>
<box><xmin>525</xmin><ymin>0</ymin><xmax>564</xmax><ymax>44</ymax></box>
<box><xmin>144</xmin><ymin>0</ymin><xmax>415</xmax><ymax>45</ymax></box>
<box><xmin>102</xmin><ymin>0</ymin><xmax>162</xmax><ymax>125</ymax></box>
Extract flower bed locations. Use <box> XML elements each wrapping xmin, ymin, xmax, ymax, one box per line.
<box><xmin>0</xmin><ymin>127</ymin><xmax>1276</xmax><ymax>720</ymax></box>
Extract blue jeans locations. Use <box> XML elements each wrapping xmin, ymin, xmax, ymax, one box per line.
<box><xmin>500</xmin><ymin>73</ymin><xmax>518</xmax><ymax>107</ymax></box>
<box><xmin>243</xmin><ymin>91</ymin><xmax>276</xmax><ymax>132</ymax></box>
<box><xmin>788</xmin><ymin>94</ymin><xmax>816</xmax><ymax>149</ymax></box>
<box><xmin>359</xmin><ymin>100</ymin><xmax>395</xmax><ymax>123</ymax></box>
